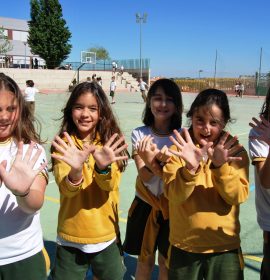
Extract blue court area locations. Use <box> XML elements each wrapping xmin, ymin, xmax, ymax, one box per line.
<box><xmin>35</xmin><ymin>89</ymin><xmax>265</xmax><ymax>279</ymax></box>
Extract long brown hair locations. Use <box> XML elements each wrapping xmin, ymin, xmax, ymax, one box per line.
<box><xmin>0</xmin><ymin>73</ymin><xmax>41</xmax><ymax>143</ymax></box>
<box><xmin>53</xmin><ymin>81</ymin><xmax>128</xmax><ymax>171</ymax></box>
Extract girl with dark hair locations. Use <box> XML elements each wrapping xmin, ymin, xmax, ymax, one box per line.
<box><xmin>50</xmin><ymin>82</ymin><xmax>129</xmax><ymax>280</ymax></box>
<box><xmin>249</xmin><ymin>87</ymin><xmax>270</xmax><ymax>280</ymax></box>
<box><xmin>0</xmin><ymin>73</ymin><xmax>48</xmax><ymax>279</ymax></box>
<box><xmin>161</xmin><ymin>88</ymin><xmax>249</xmax><ymax>279</ymax></box>
<box><xmin>123</xmin><ymin>78</ymin><xmax>183</xmax><ymax>280</ymax></box>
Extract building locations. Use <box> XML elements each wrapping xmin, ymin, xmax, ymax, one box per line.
<box><xmin>0</xmin><ymin>17</ymin><xmax>44</xmax><ymax>68</ymax></box>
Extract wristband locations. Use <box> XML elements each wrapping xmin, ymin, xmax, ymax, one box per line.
<box><xmin>94</xmin><ymin>164</ymin><xmax>111</xmax><ymax>174</ymax></box>
<box><xmin>13</xmin><ymin>190</ymin><xmax>30</xmax><ymax>197</ymax></box>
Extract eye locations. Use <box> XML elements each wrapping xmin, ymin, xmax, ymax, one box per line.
<box><xmin>7</xmin><ymin>106</ymin><xmax>17</xmax><ymax>112</ymax></box>
<box><xmin>89</xmin><ymin>106</ymin><xmax>98</xmax><ymax>112</ymax></box>
<box><xmin>73</xmin><ymin>105</ymin><xmax>83</xmax><ymax>110</ymax></box>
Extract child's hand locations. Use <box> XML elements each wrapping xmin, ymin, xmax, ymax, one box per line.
<box><xmin>0</xmin><ymin>141</ymin><xmax>47</xmax><ymax>196</ymax></box>
<box><xmin>249</xmin><ymin>116</ymin><xmax>270</xmax><ymax>145</ymax></box>
<box><xmin>207</xmin><ymin>132</ymin><xmax>242</xmax><ymax>167</ymax></box>
<box><xmin>137</xmin><ymin>135</ymin><xmax>162</xmax><ymax>176</ymax></box>
<box><xmin>156</xmin><ymin>145</ymin><xmax>172</xmax><ymax>163</ymax></box>
<box><xmin>51</xmin><ymin>132</ymin><xmax>95</xmax><ymax>171</ymax></box>
<box><xmin>92</xmin><ymin>134</ymin><xmax>128</xmax><ymax>170</ymax></box>
<box><xmin>169</xmin><ymin>128</ymin><xmax>212</xmax><ymax>172</ymax></box>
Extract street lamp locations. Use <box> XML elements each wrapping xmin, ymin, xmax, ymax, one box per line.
<box><xmin>136</xmin><ymin>13</ymin><xmax>147</xmax><ymax>78</ymax></box>
<box><xmin>198</xmin><ymin>69</ymin><xmax>203</xmax><ymax>79</ymax></box>
<box><xmin>23</xmin><ymin>42</ymin><xmax>27</xmax><ymax>68</ymax></box>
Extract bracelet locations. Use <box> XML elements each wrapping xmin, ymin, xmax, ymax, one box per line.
<box><xmin>94</xmin><ymin>164</ymin><xmax>111</xmax><ymax>174</ymax></box>
<box><xmin>13</xmin><ymin>190</ymin><xmax>30</xmax><ymax>197</ymax></box>
<box><xmin>66</xmin><ymin>175</ymin><xmax>83</xmax><ymax>186</ymax></box>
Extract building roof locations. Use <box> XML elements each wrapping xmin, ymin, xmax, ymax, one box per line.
<box><xmin>0</xmin><ymin>17</ymin><xmax>28</xmax><ymax>31</ymax></box>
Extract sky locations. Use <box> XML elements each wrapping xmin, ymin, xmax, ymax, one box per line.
<box><xmin>1</xmin><ymin>0</ymin><xmax>270</xmax><ymax>78</ymax></box>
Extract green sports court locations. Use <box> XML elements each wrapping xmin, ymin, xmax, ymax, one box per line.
<box><xmin>36</xmin><ymin>89</ymin><xmax>264</xmax><ymax>280</ymax></box>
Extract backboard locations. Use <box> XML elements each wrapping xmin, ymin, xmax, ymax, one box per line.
<box><xmin>81</xmin><ymin>51</ymin><xmax>96</xmax><ymax>64</ymax></box>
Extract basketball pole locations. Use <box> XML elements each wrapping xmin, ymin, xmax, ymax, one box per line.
<box><xmin>77</xmin><ymin>63</ymin><xmax>85</xmax><ymax>84</ymax></box>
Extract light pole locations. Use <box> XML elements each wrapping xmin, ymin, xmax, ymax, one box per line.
<box><xmin>136</xmin><ymin>13</ymin><xmax>147</xmax><ymax>79</ymax></box>
<box><xmin>23</xmin><ymin>42</ymin><xmax>27</xmax><ymax>68</ymax></box>
<box><xmin>198</xmin><ymin>70</ymin><xmax>203</xmax><ymax>91</ymax></box>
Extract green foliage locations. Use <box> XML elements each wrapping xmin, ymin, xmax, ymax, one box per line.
<box><xmin>28</xmin><ymin>0</ymin><xmax>72</xmax><ymax>69</ymax></box>
<box><xmin>87</xmin><ymin>46</ymin><xmax>110</xmax><ymax>61</ymax></box>
<box><xmin>0</xmin><ymin>26</ymin><xmax>12</xmax><ymax>55</ymax></box>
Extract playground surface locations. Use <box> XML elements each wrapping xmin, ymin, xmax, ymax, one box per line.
<box><xmin>36</xmin><ymin>89</ymin><xmax>265</xmax><ymax>280</ymax></box>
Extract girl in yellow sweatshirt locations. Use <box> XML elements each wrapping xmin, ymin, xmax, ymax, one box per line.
<box><xmin>50</xmin><ymin>82</ymin><xmax>129</xmax><ymax>280</ymax></box>
<box><xmin>138</xmin><ymin>89</ymin><xmax>249</xmax><ymax>280</ymax></box>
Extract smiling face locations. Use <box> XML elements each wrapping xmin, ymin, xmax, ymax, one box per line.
<box><xmin>192</xmin><ymin>104</ymin><xmax>225</xmax><ymax>145</ymax></box>
<box><xmin>72</xmin><ymin>92</ymin><xmax>100</xmax><ymax>141</ymax></box>
<box><xmin>0</xmin><ymin>89</ymin><xmax>19</xmax><ymax>142</ymax></box>
<box><xmin>150</xmin><ymin>86</ymin><xmax>176</xmax><ymax>124</ymax></box>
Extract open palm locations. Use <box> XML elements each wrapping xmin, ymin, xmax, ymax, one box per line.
<box><xmin>0</xmin><ymin>141</ymin><xmax>47</xmax><ymax>195</ymax></box>
<box><xmin>51</xmin><ymin>132</ymin><xmax>95</xmax><ymax>170</ymax></box>
<box><xmin>207</xmin><ymin>132</ymin><xmax>243</xmax><ymax>167</ymax></box>
<box><xmin>93</xmin><ymin>134</ymin><xmax>128</xmax><ymax>170</ymax></box>
<box><xmin>169</xmin><ymin>129</ymin><xmax>212</xmax><ymax>171</ymax></box>
<box><xmin>249</xmin><ymin>116</ymin><xmax>270</xmax><ymax>145</ymax></box>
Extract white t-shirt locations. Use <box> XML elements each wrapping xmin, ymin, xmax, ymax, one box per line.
<box><xmin>249</xmin><ymin>128</ymin><xmax>270</xmax><ymax>231</ymax></box>
<box><xmin>24</xmin><ymin>87</ymin><xmax>39</xmax><ymax>102</ymax></box>
<box><xmin>139</xmin><ymin>81</ymin><xmax>147</xmax><ymax>91</ymax></box>
<box><xmin>0</xmin><ymin>139</ymin><xmax>48</xmax><ymax>265</ymax></box>
<box><xmin>132</xmin><ymin>125</ymin><xmax>180</xmax><ymax>197</ymax></box>
<box><xmin>110</xmin><ymin>81</ymin><xmax>117</xmax><ymax>91</ymax></box>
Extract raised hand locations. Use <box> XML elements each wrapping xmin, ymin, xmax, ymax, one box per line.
<box><xmin>92</xmin><ymin>134</ymin><xmax>128</xmax><ymax>170</ymax></box>
<box><xmin>0</xmin><ymin>141</ymin><xmax>47</xmax><ymax>196</ymax></box>
<box><xmin>169</xmin><ymin>128</ymin><xmax>212</xmax><ymax>172</ymax></box>
<box><xmin>207</xmin><ymin>132</ymin><xmax>243</xmax><ymax>167</ymax></box>
<box><xmin>51</xmin><ymin>132</ymin><xmax>95</xmax><ymax>171</ymax></box>
<box><xmin>249</xmin><ymin>116</ymin><xmax>270</xmax><ymax>145</ymax></box>
<box><xmin>137</xmin><ymin>135</ymin><xmax>163</xmax><ymax>175</ymax></box>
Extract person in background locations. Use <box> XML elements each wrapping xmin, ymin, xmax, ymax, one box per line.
<box><xmin>110</xmin><ymin>76</ymin><xmax>117</xmax><ymax>104</ymax></box>
<box><xmin>138</xmin><ymin>78</ymin><xmax>149</xmax><ymax>102</ymax></box>
<box><xmin>249</xmin><ymin>87</ymin><xmax>270</xmax><ymax>280</ymax></box>
<box><xmin>0</xmin><ymin>73</ymin><xmax>48</xmax><ymax>280</ymax></box>
<box><xmin>24</xmin><ymin>79</ymin><xmax>39</xmax><ymax>116</ymax></box>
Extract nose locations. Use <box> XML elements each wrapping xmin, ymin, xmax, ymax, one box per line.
<box><xmin>0</xmin><ymin>110</ymin><xmax>9</xmax><ymax>121</ymax></box>
<box><xmin>81</xmin><ymin>108</ymin><xmax>89</xmax><ymax>117</ymax></box>
<box><xmin>202</xmin><ymin>123</ymin><xmax>210</xmax><ymax>134</ymax></box>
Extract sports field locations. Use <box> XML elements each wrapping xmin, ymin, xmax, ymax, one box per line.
<box><xmin>36</xmin><ymin>89</ymin><xmax>265</xmax><ymax>280</ymax></box>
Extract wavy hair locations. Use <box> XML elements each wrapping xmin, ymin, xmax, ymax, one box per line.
<box><xmin>0</xmin><ymin>73</ymin><xmax>41</xmax><ymax>143</ymax></box>
<box><xmin>53</xmin><ymin>81</ymin><xmax>128</xmax><ymax>171</ymax></box>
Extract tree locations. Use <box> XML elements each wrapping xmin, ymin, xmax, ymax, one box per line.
<box><xmin>0</xmin><ymin>26</ymin><xmax>12</xmax><ymax>55</ymax></box>
<box><xmin>87</xmin><ymin>46</ymin><xmax>110</xmax><ymax>63</ymax></box>
<box><xmin>28</xmin><ymin>0</ymin><xmax>72</xmax><ymax>69</ymax></box>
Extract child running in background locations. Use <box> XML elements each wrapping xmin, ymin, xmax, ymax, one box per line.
<box><xmin>0</xmin><ymin>73</ymin><xmax>48</xmax><ymax>279</ymax></box>
<box><xmin>123</xmin><ymin>78</ymin><xmax>183</xmax><ymax>280</ymax></box>
<box><xmin>249</xmin><ymin>87</ymin><xmax>270</xmax><ymax>280</ymax></box>
<box><xmin>24</xmin><ymin>79</ymin><xmax>39</xmax><ymax>116</ymax></box>
<box><xmin>139</xmin><ymin>88</ymin><xmax>249</xmax><ymax>280</ymax></box>
<box><xmin>50</xmin><ymin>82</ymin><xmax>129</xmax><ymax>280</ymax></box>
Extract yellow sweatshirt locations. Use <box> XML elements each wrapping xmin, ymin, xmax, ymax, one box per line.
<box><xmin>53</xmin><ymin>134</ymin><xmax>122</xmax><ymax>244</ymax></box>
<box><xmin>163</xmin><ymin>144</ymin><xmax>249</xmax><ymax>253</ymax></box>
